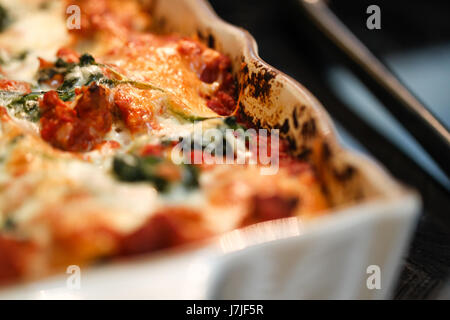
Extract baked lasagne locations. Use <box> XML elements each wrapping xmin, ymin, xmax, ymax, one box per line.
<box><xmin>0</xmin><ymin>0</ymin><xmax>328</xmax><ymax>284</ymax></box>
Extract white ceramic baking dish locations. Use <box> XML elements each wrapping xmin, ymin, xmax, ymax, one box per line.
<box><xmin>0</xmin><ymin>0</ymin><xmax>420</xmax><ymax>299</ymax></box>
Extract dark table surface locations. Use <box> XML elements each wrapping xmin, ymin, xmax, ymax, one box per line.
<box><xmin>208</xmin><ymin>0</ymin><xmax>450</xmax><ymax>299</ymax></box>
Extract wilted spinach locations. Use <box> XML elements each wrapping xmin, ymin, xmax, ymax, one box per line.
<box><xmin>0</xmin><ymin>5</ymin><xmax>11</xmax><ymax>33</ymax></box>
<box><xmin>113</xmin><ymin>154</ymin><xmax>199</xmax><ymax>193</ymax></box>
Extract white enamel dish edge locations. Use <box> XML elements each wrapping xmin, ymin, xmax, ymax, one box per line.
<box><xmin>0</xmin><ymin>0</ymin><xmax>420</xmax><ymax>300</ymax></box>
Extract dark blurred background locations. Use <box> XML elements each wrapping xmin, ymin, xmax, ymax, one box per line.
<box><xmin>208</xmin><ymin>0</ymin><xmax>450</xmax><ymax>299</ymax></box>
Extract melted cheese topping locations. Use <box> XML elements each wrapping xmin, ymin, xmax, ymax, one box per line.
<box><xmin>101</xmin><ymin>37</ymin><xmax>221</xmax><ymax>119</ymax></box>
<box><xmin>0</xmin><ymin>0</ymin><xmax>69</xmax><ymax>82</ymax></box>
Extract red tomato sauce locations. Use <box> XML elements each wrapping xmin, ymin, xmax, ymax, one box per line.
<box><xmin>0</xmin><ymin>79</ymin><xmax>31</xmax><ymax>94</ymax></box>
<box><xmin>40</xmin><ymin>85</ymin><xmax>113</xmax><ymax>152</ymax></box>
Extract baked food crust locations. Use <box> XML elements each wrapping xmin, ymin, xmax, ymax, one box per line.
<box><xmin>0</xmin><ymin>0</ymin><xmax>328</xmax><ymax>284</ymax></box>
